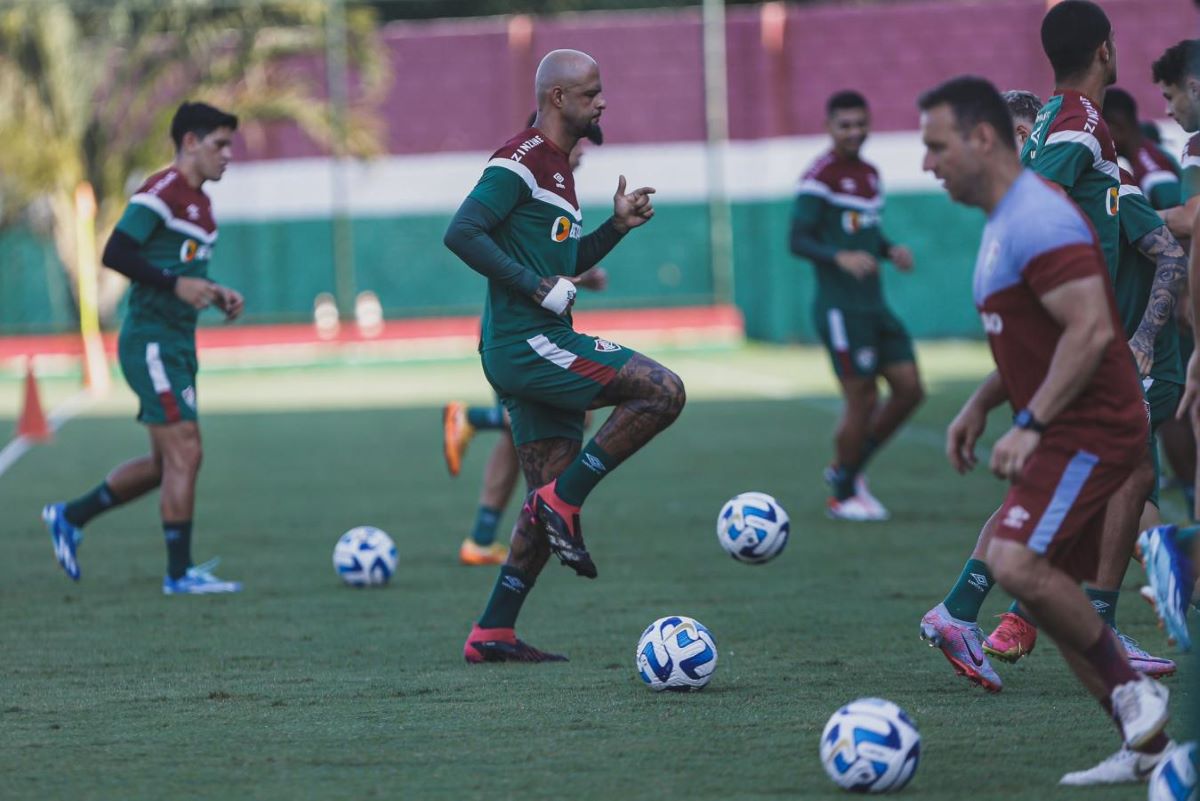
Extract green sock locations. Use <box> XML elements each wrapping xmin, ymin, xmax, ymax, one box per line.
<box><xmin>467</xmin><ymin>406</ymin><xmax>505</xmax><ymax>430</ymax></box>
<box><xmin>64</xmin><ymin>481</ymin><xmax>120</xmax><ymax>527</ymax></box>
<box><xmin>1007</xmin><ymin>600</ymin><xmax>1035</xmax><ymax>623</ymax></box>
<box><xmin>478</xmin><ymin>565</ymin><xmax>533</xmax><ymax>629</ymax></box>
<box><xmin>829</xmin><ymin>465</ymin><xmax>855</xmax><ymax>501</ymax></box>
<box><xmin>554</xmin><ymin>440</ymin><xmax>614</xmax><ymax>506</ymax></box>
<box><xmin>163</xmin><ymin>520</ymin><xmax>192</xmax><ymax>581</ymax></box>
<box><xmin>1085</xmin><ymin>587</ymin><xmax>1120</xmax><ymax>627</ymax></box>
<box><xmin>470</xmin><ymin>505</ymin><xmax>501</xmax><ymax>546</ymax></box>
<box><xmin>857</xmin><ymin>436</ymin><xmax>880</xmax><ymax>471</ymax></box>
<box><xmin>943</xmin><ymin>559</ymin><xmax>994</xmax><ymax>623</ymax></box>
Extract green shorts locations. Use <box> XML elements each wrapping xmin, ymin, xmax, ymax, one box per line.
<box><xmin>814</xmin><ymin>304</ymin><xmax>915</xmax><ymax>379</ymax></box>
<box><xmin>118</xmin><ymin>331</ymin><xmax>198</xmax><ymax>425</ymax></box>
<box><xmin>481</xmin><ymin>329</ymin><xmax>636</xmax><ymax>446</ymax></box>
<box><xmin>1144</xmin><ymin>376</ymin><xmax>1183</xmax><ymax>507</ymax></box>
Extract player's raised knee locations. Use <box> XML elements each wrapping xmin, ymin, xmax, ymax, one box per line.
<box><xmin>654</xmin><ymin>366</ymin><xmax>686</xmax><ymax>422</ymax></box>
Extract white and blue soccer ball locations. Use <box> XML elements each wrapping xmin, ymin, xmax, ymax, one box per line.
<box><xmin>716</xmin><ymin>491</ymin><xmax>790</xmax><ymax>564</ymax></box>
<box><xmin>333</xmin><ymin>526</ymin><xmax>397</xmax><ymax>587</ymax></box>
<box><xmin>635</xmin><ymin>615</ymin><xmax>718</xmax><ymax>691</ymax></box>
<box><xmin>820</xmin><ymin>698</ymin><xmax>921</xmax><ymax>793</ymax></box>
<box><xmin>1149</xmin><ymin>742</ymin><xmax>1198</xmax><ymax>801</ymax></box>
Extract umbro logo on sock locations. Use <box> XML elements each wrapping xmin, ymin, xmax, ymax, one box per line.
<box><xmin>583</xmin><ymin>453</ymin><xmax>607</xmax><ymax>474</ymax></box>
<box><xmin>1091</xmin><ymin>600</ymin><xmax>1111</xmax><ymax>614</ymax></box>
<box><xmin>502</xmin><ymin>576</ymin><xmax>526</xmax><ymax>592</ymax></box>
<box><xmin>968</xmin><ymin>573</ymin><xmax>990</xmax><ymax>591</ymax></box>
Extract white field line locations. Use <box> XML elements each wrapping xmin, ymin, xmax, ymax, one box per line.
<box><xmin>0</xmin><ymin>390</ymin><xmax>99</xmax><ymax>479</ymax></box>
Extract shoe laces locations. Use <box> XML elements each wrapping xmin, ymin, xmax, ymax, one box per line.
<box><xmin>188</xmin><ymin>557</ymin><xmax>222</xmax><ymax>579</ymax></box>
<box><xmin>1116</xmin><ymin>631</ymin><xmax>1152</xmax><ymax>659</ymax></box>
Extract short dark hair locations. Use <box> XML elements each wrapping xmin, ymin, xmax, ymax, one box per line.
<box><xmin>1002</xmin><ymin>90</ymin><xmax>1043</xmax><ymax>124</ymax></box>
<box><xmin>1152</xmin><ymin>40</ymin><xmax>1200</xmax><ymax>86</ymax></box>
<box><xmin>1101</xmin><ymin>87</ymin><xmax>1138</xmax><ymax>124</ymax></box>
<box><xmin>1040</xmin><ymin>0</ymin><xmax>1111</xmax><ymax>82</ymax></box>
<box><xmin>827</xmin><ymin>90</ymin><xmax>868</xmax><ymax>117</ymax></box>
<box><xmin>918</xmin><ymin>75</ymin><xmax>1016</xmax><ymax>151</ymax></box>
<box><xmin>170</xmin><ymin>102</ymin><xmax>238</xmax><ymax>149</ymax></box>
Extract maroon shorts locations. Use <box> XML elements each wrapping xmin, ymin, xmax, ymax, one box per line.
<box><xmin>992</xmin><ymin>443</ymin><xmax>1140</xmax><ymax>582</ymax></box>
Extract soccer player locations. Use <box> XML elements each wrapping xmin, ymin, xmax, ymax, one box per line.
<box><xmin>919</xmin><ymin>74</ymin><xmax>1174</xmax><ymax>785</ymax></box>
<box><xmin>789</xmin><ymin>90</ymin><xmax>924</xmax><ymax>522</ymax></box>
<box><xmin>443</xmin><ymin>121</ymin><xmax>607</xmax><ymax>567</ymax></box>
<box><xmin>444</xmin><ymin>50</ymin><xmax>685</xmax><ymax>662</ymax></box>
<box><xmin>41</xmin><ymin>102</ymin><xmax>244</xmax><ymax>595</ymax></box>
<box><xmin>1153</xmin><ymin>40</ymin><xmax>1200</xmax><ymax>244</ymax></box>
<box><xmin>1103</xmin><ymin>87</ymin><xmax>1182</xmax><ymax>211</ymax></box>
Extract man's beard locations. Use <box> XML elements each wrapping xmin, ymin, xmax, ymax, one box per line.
<box><xmin>584</xmin><ymin>122</ymin><xmax>604</xmax><ymax>146</ymax></box>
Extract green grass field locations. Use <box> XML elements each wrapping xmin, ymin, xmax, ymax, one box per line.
<box><xmin>0</xmin><ymin>343</ymin><xmax>1192</xmax><ymax>800</ymax></box>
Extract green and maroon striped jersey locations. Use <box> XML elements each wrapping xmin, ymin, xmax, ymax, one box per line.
<box><xmin>1129</xmin><ymin>141</ymin><xmax>1181</xmax><ymax>211</ymax></box>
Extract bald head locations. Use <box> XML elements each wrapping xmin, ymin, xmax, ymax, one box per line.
<box><xmin>535</xmin><ymin>49</ymin><xmax>598</xmax><ymax>108</ymax></box>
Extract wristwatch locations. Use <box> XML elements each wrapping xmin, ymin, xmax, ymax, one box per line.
<box><xmin>1013</xmin><ymin>408</ymin><xmax>1047</xmax><ymax>433</ymax></box>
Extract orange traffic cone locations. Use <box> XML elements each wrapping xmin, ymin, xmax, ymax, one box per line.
<box><xmin>17</xmin><ymin>360</ymin><xmax>52</xmax><ymax>442</ymax></box>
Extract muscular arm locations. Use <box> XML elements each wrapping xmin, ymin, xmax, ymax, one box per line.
<box><xmin>1026</xmin><ymin>275</ymin><xmax>1116</xmax><ymax>424</ymax></box>
<box><xmin>575</xmin><ymin>218</ymin><xmax>624</xmax><ymax>274</ymax></box>
<box><xmin>102</xmin><ymin>230</ymin><xmax>178</xmax><ymax>290</ymax></box>
<box><xmin>443</xmin><ymin>197</ymin><xmax>541</xmax><ymax>296</ymax></box>
<box><xmin>1129</xmin><ymin>225</ymin><xmax>1188</xmax><ymax>363</ymax></box>
<box><xmin>968</xmin><ymin>370</ymin><xmax>1009</xmax><ymax>413</ymax></box>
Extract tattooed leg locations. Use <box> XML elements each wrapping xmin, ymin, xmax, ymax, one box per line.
<box><xmin>506</xmin><ymin>437</ymin><xmax>580</xmax><ymax>578</ymax></box>
<box><xmin>589</xmin><ymin>354</ymin><xmax>686</xmax><ymax>465</ymax></box>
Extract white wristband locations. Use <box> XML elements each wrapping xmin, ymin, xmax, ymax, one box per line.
<box><xmin>539</xmin><ymin>277</ymin><xmax>576</xmax><ymax>315</ymax></box>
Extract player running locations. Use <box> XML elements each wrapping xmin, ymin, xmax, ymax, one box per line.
<box><xmin>789</xmin><ymin>90</ymin><xmax>924</xmax><ymax>522</ymax></box>
<box><xmin>444</xmin><ymin>50</ymin><xmax>685</xmax><ymax>662</ymax></box>
<box><xmin>42</xmin><ymin>102</ymin><xmax>244</xmax><ymax>595</ymax></box>
<box><xmin>919</xmin><ymin>74</ymin><xmax>1175</xmax><ymax>786</ymax></box>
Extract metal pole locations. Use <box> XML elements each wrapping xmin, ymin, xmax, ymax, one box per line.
<box><xmin>326</xmin><ymin>0</ymin><xmax>356</xmax><ymax>318</ymax></box>
<box><xmin>702</xmin><ymin>0</ymin><xmax>734</xmax><ymax>306</ymax></box>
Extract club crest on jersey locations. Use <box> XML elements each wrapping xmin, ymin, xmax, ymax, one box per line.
<box><xmin>594</xmin><ymin>338</ymin><xmax>622</xmax><ymax>353</ymax></box>
<box><xmin>180</xmin><ymin>239</ymin><xmax>212</xmax><ymax>262</ymax></box>
<box><xmin>550</xmin><ymin>216</ymin><xmax>582</xmax><ymax>243</ymax></box>
<box><xmin>1106</xmin><ymin>186</ymin><xmax>1119</xmax><ymax>216</ymax></box>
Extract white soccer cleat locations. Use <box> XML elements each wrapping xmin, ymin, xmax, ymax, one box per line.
<box><xmin>1058</xmin><ymin>744</ymin><xmax>1171</xmax><ymax>785</ymax></box>
<box><xmin>827</xmin><ymin>495</ymin><xmax>884</xmax><ymax>522</ymax></box>
<box><xmin>853</xmin><ymin>475</ymin><xmax>890</xmax><ymax>520</ymax></box>
<box><xmin>1112</xmin><ymin>675</ymin><xmax>1170</xmax><ymax>750</ymax></box>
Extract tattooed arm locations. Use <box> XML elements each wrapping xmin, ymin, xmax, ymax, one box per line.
<box><xmin>1128</xmin><ymin>225</ymin><xmax>1188</xmax><ymax>376</ymax></box>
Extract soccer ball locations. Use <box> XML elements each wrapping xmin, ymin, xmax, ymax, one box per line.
<box><xmin>332</xmin><ymin>526</ymin><xmax>397</xmax><ymax>587</ymax></box>
<box><xmin>716</xmin><ymin>491</ymin><xmax>790</xmax><ymax>564</ymax></box>
<box><xmin>819</xmin><ymin>698</ymin><xmax>921</xmax><ymax>793</ymax></box>
<box><xmin>635</xmin><ymin>615</ymin><xmax>718</xmax><ymax>691</ymax></box>
<box><xmin>1149</xmin><ymin>742</ymin><xmax>1197</xmax><ymax>801</ymax></box>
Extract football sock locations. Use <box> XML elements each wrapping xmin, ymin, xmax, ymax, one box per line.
<box><xmin>553</xmin><ymin>440</ymin><xmax>614</xmax><ymax>506</ymax></box>
<box><xmin>1082</xmin><ymin>627</ymin><xmax>1140</xmax><ymax>692</ymax></box>
<box><xmin>163</xmin><ymin>520</ymin><xmax>193</xmax><ymax>581</ymax></box>
<box><xmin>1085</xmin><ymin>587</ymin><xmax>1120</xmax><ymax>628</ymax></box>
<box><xmin>467</xmin><ymin>406</ymin><xmax>505</xmax><ymax>430</ymax></box>
<box><xmin>1006</xmin><ymin>600</ymin><xmax>1035</xmax><ymax>624</ymax></box>
<box><xmin>470</xmin><ymin>505</ymin><xmax>501</xmax><ymax>546</ymax></box>
<box><xmin>63</xmin><ymin>481</ymin><xmax>120</xmax><ymax>527</ymax></box>
<box><xmin>855</xmin><ymin>436</ymin><xmax>880</xmax><ymax>472</ymax></box>
<box><xmin>942</xmin><ymin>559</ymin><xmax>993</xmax><ymax>623</ymax></box>
<box><xmin>1184</xmin><ymin>485</ymin><xmax>1196</xmax><ymax>520</ymax></box>
<box><xmin>478</xmin><ymin>565</ymin><xmax>533</xmax><ymax>629</ymax></box>
<box><xmin>829</xmin><ymin>466</ymin><xmax>856</xmax><ymax>502</ymax></box>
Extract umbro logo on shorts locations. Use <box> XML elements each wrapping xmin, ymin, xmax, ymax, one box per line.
<box><xmin>594</xmin><ymin>338</ymin><xmax>621</xmax><ymax>353</ymax></box>
<box><xmin>182</xmin><ymin>386</ymin><xmax>197</xmax><ymax>409</ymax></box>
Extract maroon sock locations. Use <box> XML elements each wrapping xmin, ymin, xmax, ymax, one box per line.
<box><xmin>1136</xmin><ymin>732</ymin><xmax>1171</xmax><ymax>755</ymax></box>
<box><xmin>1081</xmin><ymin>628</ymin><xmax>1140</xmax><ymax>692</ymax></box>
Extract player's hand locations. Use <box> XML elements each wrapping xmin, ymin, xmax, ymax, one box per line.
<box><xmin>174</xmin><ymin>277</ymin><xmax>217</xmax><ymax>310</ymax></box>
<box><xmin>888</xmin><ymin>245</ymin><xmax>915</xmax><ymax>272</ymax></box>
<box><xmin>611</xmin><ymin>175</ymin><xmax>655</xmax><ymax>233</ymax></box>
<box><xmin>989</xmin><ymin>427</ymin><xmax>1040</xmax><ymax>481</ymax></box>
<box><xmin>213</xmin><ymin>285</ymin><xmax>244</xmax><ymax>321</ymax></box>
<box><xmin>1177</xmin><ymin>350</ymin><xmax>1200</xmax><ymax>420</ymax></box>
<box><xmin>946</xmin><ymin>400</ymin><xmax>987</xmax><ymax>474</ymax></box>
<box><xmin>1127</xmin><ymin>335</ymin><xmax>1153</xmax><ymax>377</ymax></box>
<box><xmin>533</xmin><ymin>275</ymin><xmax>576</xmax><ymax>315</ymax></box>
<box><xmin>834</xmin><ymin>250</ymin><xmax>878</xmax><ymax>280</ymax></box>
<box><xmin>571</xmin><ymin>266</ymin><xmax>608</xmax><ymax>292</ymax></box>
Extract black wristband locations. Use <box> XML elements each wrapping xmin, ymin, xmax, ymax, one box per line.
<box><xmin>1013</xmin><ymin>408</ymin><xmax>1047</xmax><ymax>433</ymax></box>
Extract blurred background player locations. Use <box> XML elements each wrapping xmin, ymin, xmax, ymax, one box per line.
<box><xmin>1154</xmin><ymin>40</ymin><xmax>1200</xmax><ymax>246</ymax></box>
<box><xmin>443</xmin><ymin>115</ymin><xmax>606</xmax><ymax>567</ymax></box>
<box><xmin>789</xmin><ymin>90</ymin><xmax>924</xmax><ymax>522</ymax></box>
<box><xmin>41</xmin><ymin>101</ymin><xmax>244</xmax><ymax>595</ymax></box>
<box><xmin>444</xmin><ymin>50</ymin><xmax>684</xmax><ymax>662</ymax></box>
<box><xmin>919</xmin><ymin>75</ymin><xmax>1174</xmax><ymax>786</ymax></box>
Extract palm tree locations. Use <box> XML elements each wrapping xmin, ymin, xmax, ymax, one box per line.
<box><xmin>0</xmin><ymin>0</ymin><xmax>387</xmax><ymax>321</ymax></box>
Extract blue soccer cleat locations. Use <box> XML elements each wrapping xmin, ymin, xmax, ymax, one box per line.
<box><xmin>42</xmin><ymin>502</ymin><xmax>82</xmax><ymax>581</ymax></box>
<box><xmin>162</xmin><ymin>558</ymin><xmax>242</xmax><ymax>595</ymax></box>
<box><xmin>1138</xmin><ymin>525</ymin><xmax>1194</xmax><ymax>652</ymax></box>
